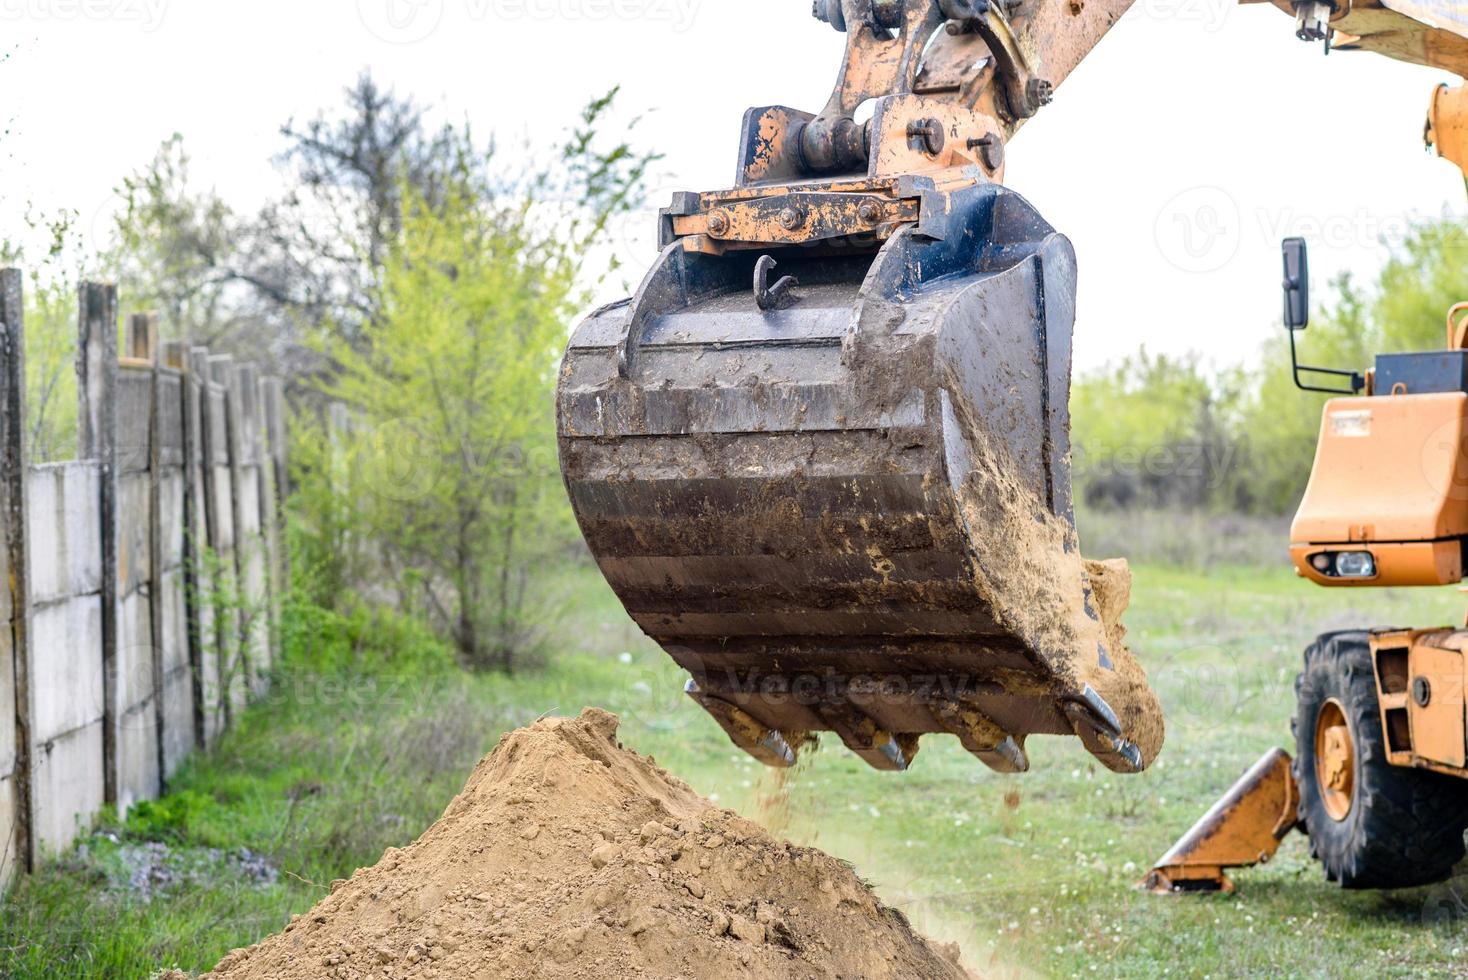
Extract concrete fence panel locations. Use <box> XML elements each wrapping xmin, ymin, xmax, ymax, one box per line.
<box><xmin>26</xmin><ymin>462</ymin><xmax>106</xmax><ymax>856</ymax></box>
<box><xmin>0</xmin><ymin>270</ymin><xmax>289</xmax><ymax>886</ymax></box>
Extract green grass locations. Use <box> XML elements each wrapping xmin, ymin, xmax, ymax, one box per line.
<box><xmin>6</xmin><ymin>558</ymin><xmax>1468</xmax><ymax>978</ymax></box>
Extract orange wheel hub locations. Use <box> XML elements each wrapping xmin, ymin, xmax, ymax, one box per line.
<box><xmin>1315</xmin><ymin>699</ymin><xmax>1355</xmax><ymax>821</ymax></box>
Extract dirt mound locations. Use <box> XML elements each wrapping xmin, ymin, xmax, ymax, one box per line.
<box><xmin>197</xmin><ymin>709</ymin><xmax>973</xmax><ymax>979</ymax></box>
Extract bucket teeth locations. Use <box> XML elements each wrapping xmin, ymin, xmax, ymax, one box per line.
<box><xmin>1061</xmin><ymin>689</ymin><xmax>1144</xmax><ymax>774</ymax></box>
<box><xmin>813</xmin><ymin>702</ymin><xmax>918</xmax><ymax>772</ymax></box>
<box><xmin>931</xmin><ymin>701</ymin><xmax>1030</xmax><ymax>773</ymax></box>
<box><xmin>559</xmin><ymin>184</ymin><xmax>1170</xmax><ymax>778</ymax></box>
<box><xmin>986</xmin><ymin>737</ymin><xmax>1031</xmax><ymax>774</ymax></box>
<box><xmin>1069</xmin><ymin>684</ymin><xmax>1123</xmax><ymax>738</ymax></box>
<box><xmin>684</xmin><ymin>679</ymin><xmax>802</xmax><ymax>768</ymax></box>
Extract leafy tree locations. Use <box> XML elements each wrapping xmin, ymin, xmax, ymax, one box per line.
<box><xmin>1</xmin><ymin>209</ymin><xmax>96</xmax><ymax>463</ymax></box>
<box><xmin>1072</xmin><ymin>215</ymin><xmax>1467</xmax><ymax>516</ymax></box>
<box><xmin>111</xmin><ymin>135</ymin><xmax>255</xmax><ymax>349</ymax></box>
<box><xmin>107</xmin><ymin>73</ymin><xmax>518</xmax><ymax>376</ymax></box>
<box><xmin>293</xmin><ymin>92</ymin><xmax>654</xmax><ymax>671</ymax></box>
<box><xmin>1374</xmin><ymin>220</ymin><xmax>1468</xmax><ymax>353</ymax></box>
<box><xmin>1071</xmin><ymin>350</ymin><xmax>1238</xmax><ymax>510</ymax></box>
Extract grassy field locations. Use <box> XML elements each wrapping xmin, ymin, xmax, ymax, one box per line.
<box><xmin>6</xmin><ymin>545</ymin><xmax>1468</xmax><ymax>978</ymax></box>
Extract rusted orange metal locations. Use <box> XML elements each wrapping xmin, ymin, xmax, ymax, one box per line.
<box><xmin>666</xmin><ymin>0</ymin><xmax>1139</xmax><ymax>252</ymax></box>
<box><xmin>1143</xmin><ymin>749</ymin><xmax>1301</xmax><ymax>893</ymax></box>
<box><xmin>1428</xmin><ymin>84</ymin><xmax>1468</xmax><ymax>182</ymax></box>
<box><xmin>677</xmin><ymin>0</ymin><xmax>1464</xmax><ymax>252</ymax></box>
<box><xmin>1371</xmin><ymin>630</ymin><xmax>1468</xmax><ymax>776</ymax></box>
<box><xmin>1447</xmin><ymin>302</ymin><xmax>1468</xmax><ymax>350</ymax></box>
<box><xmin>1243</xmin><ymin>0</ymin><xmax>1468</xmax><ymax>76</ymax></box>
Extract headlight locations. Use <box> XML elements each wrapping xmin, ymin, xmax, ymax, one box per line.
<box><xmin>1306</xmin><ymin>550</ymin><xmax>1377</xmax><ymax>579</ymax></box>
<box><xmin>1334</xmin><ymin>551</ymin><xmax>1376</xmax><ymax>578</ymax></box>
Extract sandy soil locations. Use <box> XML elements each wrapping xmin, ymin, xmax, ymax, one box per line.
<box><xmin>188</xmin><ymin>709</ymin><xmax>974</xmax><ymax>980</ymax></box>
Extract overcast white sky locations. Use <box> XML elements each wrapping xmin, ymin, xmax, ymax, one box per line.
<box><xmin>2</xmin><ymin>0</ymin><xmax>1463</xmax><ymax>372</ymax></box>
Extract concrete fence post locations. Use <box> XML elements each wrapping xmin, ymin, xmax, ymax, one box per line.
<box><xmin>131</xmin><ymin>314</ymin><xmax>168</xmax><ymax>796</ymax></box>
<box><xmin>207</xmin><ymin>353</ymin><xmax>247</xmax><ymax>717</ymax></box>
<box><xmin>191</xmin><ymin>347</ymin><xmax>229</xmax><ymax>733</ymax></box>
<box><xmin>77</xmin><ymin>282</ymin><xmax>120</xmax><ymax>807</ymax></box>
<box><xmin>234</xmin><ymin>363</ymin><xmax>270</xmax><ymax>691</ymax></box>
<box><xmin>165</xmin><ymin>341</ymin><xmax>207</xmax><ymax>752</ymax></box>
<box><xmin>260</xmin><ymin>377</ymin><xmax>287</xmax><ymax>667</ymax></box>
<box><xmin>0</xmin><ymin>268</ymin><xmax>33</xmax><ymax>881</ymax></box>
<box><xmin>124</xmin><ymin>313</ymin><xmax>157</xmax><ymax>364</ymax></box>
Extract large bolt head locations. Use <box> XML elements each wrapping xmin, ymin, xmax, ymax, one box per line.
<box><xmin>707</xmin><ymin>210</ymin><xmax>731</xmax><ymax>237</ymax></box>
<box><xmin>812</xmin><ymin>0</ymin><xmax>847</xmax><ymax>30</ymax></box>
<box><xmin>778</xmin><ymin>207</ymin><xmax>806</xmax><ymax>231</ymax></box>
<box><xmin>968</xmin><ymin>134</ymin><xmax>1004</xmax><ymax>172</ymax></box>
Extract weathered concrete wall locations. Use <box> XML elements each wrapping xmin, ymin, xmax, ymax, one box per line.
<box><xmin>0</xmin><ymin>274</ymin><xmax>288</xmax><ymax>886</ymax></box>
<box><xmin>116</xmin><ymin>364</ymin><xmax>161</xmax><ymax>813</ymax></box>
<box><xmin>202</xmin><ymin>354</ymin><xmax>246</xmax><ymax>722</ymax></box>
<box><xmin>26</xmin><ymin>463</ymin><xmax>106</xmax><ymax>856</ymax></box>
<box><xmin>156</xmin><ymin>365</ymin><xmax>193</xmax><ymax>777</ymax></box>
<box><xmin>234</xmin><ymin>364</ymin><xmax>272</xmax><ymax>696</ymax></box>
<box><xmin>182</xmin><ymin>349</ymin><xmax>224</xmax><ymax>746</ymax></box>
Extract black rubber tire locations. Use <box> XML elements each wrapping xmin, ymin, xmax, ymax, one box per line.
<box><xmin>1293</xmin><ymin>630</ymin><xmax>1468</xmax><ymax>889</ymax></box>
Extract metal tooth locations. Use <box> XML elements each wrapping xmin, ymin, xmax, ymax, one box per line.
<box><xmin>814</xmin><ymin>702</ymin><xmax>918</xmax><ymax>772</ymax></box>
<box><xmin>1111</xmin><ymin>739</ymin><xmax>1145</xmax><ymax>773</ymax></box>
<box><xmin>987</xmin><ymin>736</ymin><xmax>1031</xmax><ymax>774</ymax></box>
<box><xmin>1070</xmin><ymin>684</ymin><xmax>1123</xmax><ymax>738</ymax></box>
<box><xmin>875</xmin><ymin>734</ymin><xmax>911</xmax><ymax>771</ymax></box>
<box><xmin>1062</xmin><ymin>698</ymin><xmax>1147</xmax><ymax>774</ymax></box>
<box><xmin>931</xmin><ymin>701</ymin><xmax>1029</xmax><ymax>773</ymax></box>
<box><xmin>685</xmin><ymin>679</ymin><xmax>799</xmax><ymax>768</ymax></box>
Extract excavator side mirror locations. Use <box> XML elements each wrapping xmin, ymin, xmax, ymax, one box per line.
<box><xmin>1282</xmin><ymin>237</ymin><xmax>1309</xmax><ymax>331</ymax></box>
<box><xmin>1279</xmin><ymin>236</ymin><xmax>1365</xmax><ymax>394</ymax></box>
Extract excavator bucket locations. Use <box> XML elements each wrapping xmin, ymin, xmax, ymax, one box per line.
<box><xmin>557</xmin><ymin>183</ymin><xmax>1163</xmax><ymax>775</ymax></box>
<box><xmin>1143</xmin><ymin>748</ymin><xmax>1301</xmax><ymax>893</ymax></box>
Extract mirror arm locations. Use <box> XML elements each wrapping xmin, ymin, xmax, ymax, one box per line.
<box><xmin>1289</xmin><ymin>327</ymin><xmax>1365</xmax><ymax>395</ymax></box>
